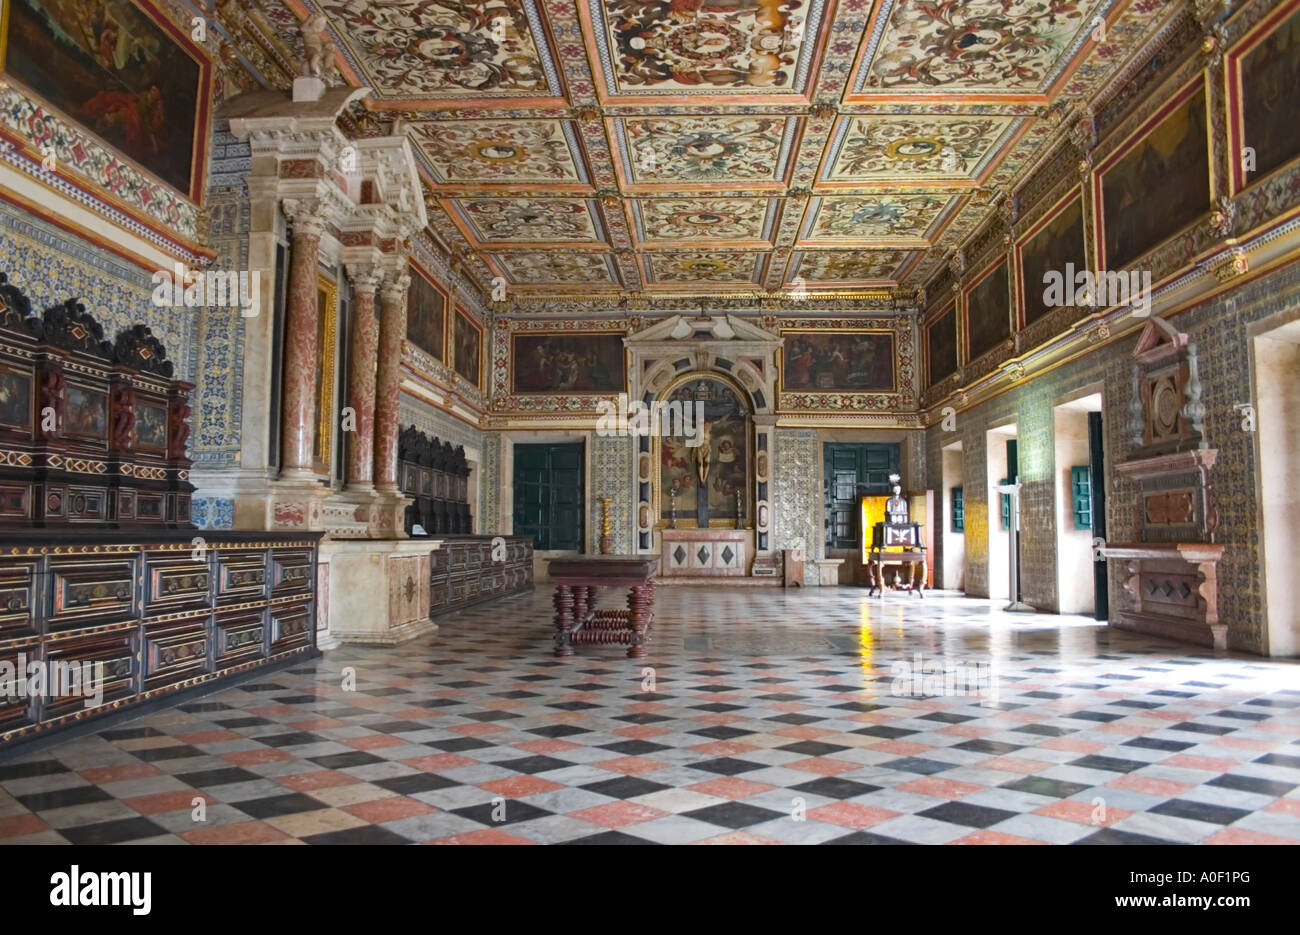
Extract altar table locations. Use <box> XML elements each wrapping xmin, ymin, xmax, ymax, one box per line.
<box><xmin>547</xmin><ymin>556</ymin><xmax>660</xmax><ymax>658</ymax></box>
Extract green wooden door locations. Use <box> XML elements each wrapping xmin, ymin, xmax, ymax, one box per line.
<box><xmin>513</xmin><ymin>443</ymin><xmax>584</xmax><ymax>551</ymax></box>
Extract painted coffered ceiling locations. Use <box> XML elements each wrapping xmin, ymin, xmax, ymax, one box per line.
<box><xmin>249</xmin><ymin>0</ymin><xmax>1187</xmax><ymax>302</ymax></box>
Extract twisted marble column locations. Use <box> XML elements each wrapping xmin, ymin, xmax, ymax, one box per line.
<box><xmin>373</xmin><ymin>271</ymin><xmax>410</xmax><ymax>491</ymax></box>
<box><xmin>279</xmin><ymin>199</ymin><xmax>330</xmax><ymax>477</ymax></box>
<box><xmin>345</xmin><ymin>267</ymin><xmax>380</xmax><ymax>487</ymax></box>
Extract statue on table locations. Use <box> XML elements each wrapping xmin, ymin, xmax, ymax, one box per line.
<box><xmin>885</xmin><ymin>473</ymin><xmax>908</xmax><ymax>524</ymax></box>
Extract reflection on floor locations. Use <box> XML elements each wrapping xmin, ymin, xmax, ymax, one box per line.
<box><xmin>1</xmin><ymin>588</ymin><xmax>1298</xmax><ymax>845</ymax></box>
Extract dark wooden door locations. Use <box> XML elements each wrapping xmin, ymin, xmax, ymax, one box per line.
<box><xmin>823</xmin><ymin>443</ymin><xmax>900</xmax><ymax>550</ymax></box>
<box><xmin>513</xmin><ymin>443</ymin><xmax>584</xmax><ymax>552</ymax></box>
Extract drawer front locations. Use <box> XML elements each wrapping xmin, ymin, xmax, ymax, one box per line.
<box><xmin>144</xmin><ymin>553</ymin><xmax>211</xmax><ymax>615</ymax></box>
<box><xmin>214</xmin><ymin>609</ymin><xmax>266</xmax><ymax>669</ymax></box>
<box><xmin>143</xmin><ymin>616</ymin><xmax>209</xmax><ymax>690</ymax></box>
<box><xmin>0</xmin><ymin>559</ymin><xmax>40</xmax><ymax>638</ymax></box>
<box><xmin>0</xmin><ymin>647</ymin><xmax>35</xmax><ymax>734</ymax></box>
<box><xmin>49</xmin><ymin>557</ymin><xmax>137</xmax><ymax>628</ymax></box>
<box><xmin>270</xmin><ymin>548</ymin><xmax>313</xmax><ymax>597</ymax></box>
<box><xmin>269</xmin><ymin>601</ymin><xmax>313</xmax><ymax>655</ymax></box>
<box><xmin>215</xmin><ymin>549</ymin><xmax>268</xmax><ymax>604</ymax></box>
<box><xmin>0</xmin><ymin>483</ymin><xmax>31</xmax><ymax>522</ymax></box>
<box><xmin>42</xmin><ymin>633</ymin><xmax>135</xmax><ymax>721</ymax></box>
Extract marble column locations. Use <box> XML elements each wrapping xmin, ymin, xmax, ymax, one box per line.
<box><xmin>279</xmin><ymin>199</ymin><xmax>330</xmax><ymax>478</ymax></box>
<box><xmin>345</xmin><ymin>268</ymin><xmax>381</xmax><ymax>488</ymax></box>
<box><xmin>374</xmin><ymin>271</ymin><xmax>410</xmax><ymax>492</ymax></box>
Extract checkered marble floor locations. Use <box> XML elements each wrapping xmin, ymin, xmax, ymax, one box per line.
<box><xmin>1</xmin><ymin>587</ymin><xmax>1298</xmax><ymax>845</ymax></box>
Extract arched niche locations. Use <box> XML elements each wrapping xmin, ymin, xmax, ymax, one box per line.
<box><xmin>625</xmin><ymin>315</ymin><xmax>780</xmax><ymax>561</ymax></box>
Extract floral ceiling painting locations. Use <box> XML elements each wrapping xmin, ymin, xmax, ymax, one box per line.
<box><xmin>244</xmin><ymin>0</ymin><xmax>1182</xmax><ymax>297</ymax></box>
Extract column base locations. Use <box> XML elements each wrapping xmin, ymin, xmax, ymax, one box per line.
<box><xmin>322</xmin><ymin>487</ymin><xmax>381</xmax><ymax>539</ymax></box>
<box><xmin>371</xmin><ymin>485</ymin><xmax>413</xmax><ymax>539</ymax></box>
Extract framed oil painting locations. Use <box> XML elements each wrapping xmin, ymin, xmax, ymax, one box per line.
<box><xmin>453</xmin><ymin>310</ymin><xmax>481</xmax><ymax>389</ymax></box>
<box><xmin>0</xmin><ymin>0</ymin><xmax>211</xmax><ymax>201</ymax></box>
<box><xmin>406</xmin><ymin>264</ymin><xmax>446</xmax><ymax>361</ymax></box>
<box><xmin>963</xmin><ymin>261</ymin><xmax>1010</xmax><ymax>363</ymax></box>
<box><xmin>512</xmin><ymin>333</ymin><xmax>626</xmax><ymax>394</ymax></box>
<box><xmin>782</xmin><ymin>331</ymin><xmax>895</xmax><ymax>393</ymax></box>
<box><xmin>135</xmin><ymin>400</ymin><xmax>166</xmax><ymax>450</ymax></box>
<box><xmin>925</xmin><ymin>306</ymin><xmax>957</xmax><ymax>387</ymax></box>
<box><xmin>657</xmin><ymin>378</ymin><xmax>749</xmax><ymax>528</ymax></box>
<box><xmin>64</xmin><ymin>384</ymin><xmax>107</xmax><ymax>439</ymax></box>
<box><xmin>1231</xmin><ymin>2</ymin><xmax>1300</xmax><ymax>190</ymax></box>
<box><xmin>0</xmin><ymin>365</ymin><xmax>33</xmax><ymax>431</ymax></box>
<box><xmin>1099</xmin><ymin>81</ymin><xmax>1210</xmax><ymax>270</ymax></box>
<box><xmin>1018</xmin><ymin>193</ymin><xmax>1086</xmax><ymax>326</ymax></box>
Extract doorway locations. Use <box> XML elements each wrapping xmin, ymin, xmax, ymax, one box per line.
<box><xmin>513</xmin><ymin>443</ymin><xmax>584</xmax><ymax>552</ymax></box>
<box><xmin>941</xmin><ymin>441</ymin><xmax>965</xmax><ymax>591</ymax></box>
<box><xmin>985</xmin><ymin>425</ymin><xmax>1017</xmax><ymax>601</ymax></box>
<box><xmin>1053</xmin><ymin>393</ymin><xmax>1104</xmax><ymax>616</ymax></box>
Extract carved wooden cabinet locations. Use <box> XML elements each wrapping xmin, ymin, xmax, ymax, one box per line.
<box><xmin>0</xmin><ymin>530</ymin><xmax>321</xmax><ymax>751</ymax></box>
<box><xmin>0</xmin><ymin>275</ymin><xmax>194</xmax><ymax>528</ymax></box>
<box><xmin>429</xmin><ymin>535</ymin><xmax>533</xmax><ymax>616</ymax></box>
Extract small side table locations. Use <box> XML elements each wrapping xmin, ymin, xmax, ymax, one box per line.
<box><xmin>865</xmin><ymin>547</ymin><xmax>927</xmax><ymax>598</ymax></box>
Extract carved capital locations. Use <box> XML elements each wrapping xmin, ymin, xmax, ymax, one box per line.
<box><xmin>346</xmin><ymin>264</ymin><xmax>382</xmax><ymax>295</ymax></box>
<box><xmin>283</xmin><ymin>198</ymin><xmax>331</xmax><ymax>237</ymax></box>
<box><xmin>380</xmin><ymin>271</ymin><xmax>411</xmax><ymax>304</ymax></box>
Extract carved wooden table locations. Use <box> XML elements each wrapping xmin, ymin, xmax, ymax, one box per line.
<box><xmin>548</xmin><ymin>556</ymin><xmax>660</xmax><ymax>658</ymax></box>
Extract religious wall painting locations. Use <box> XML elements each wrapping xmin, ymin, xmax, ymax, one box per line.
<box><xmin>511</xmin><ymin>333</ymin><xmax>626</xmax><ymax>394</ymax></box>
<box><xmin>313</xmin><ymin>275</ymin><xmax>339</xmax><ymax>472</ymax></box>
<box><xmin>617</xmin><ymin>115</ymin><xmax>792</xmax><ymax>186</ymax></box>
<box><xmin>586</xmin><ymin>0</ymin><xmax>824</xmax><ymax>98</ymax></box>
<box><xmin>135</xmin><ymin>399</ymin><xmax>166</xmax><ymax>450</ymax></box>
<box><xmin>1232</xmin><ymin>2</ymin><xmax>1300</xmax><ymax>190</ymax></box>
<box><xmin>0</xmin><ymin>0</ymin><xmax>210</xmax><ymax>200</ymax></box>
<box><xmin>657</xmin><ymin>377</ymin><xmax>749</xmax><ymax>528</ymax></box>
<box><xmin>1099</xmin><ymin>82</ymin><xmax>1211</xmax><ymax>271</ymax></box>
<box><xmin>964</xmin><ymin>260</ymin><xmax>1010</xmax><ymax>363</ymax></box>
<box><xmin>313</xmin><ymin>0</ymin><xmax>559</xmax><ymax>101</ymax></box>
<box><xmin>782</xmin><ymin>331</ymin><xmax>895</xmax><ymax>393</ymax></box>
<box><xmin>406</xmin><ymin>265</ymin><xmax>446</xmax><ymax>361</ymax></box>
<box><xmin>64</xmin><ymin>384</ymin><xmax>107</xmax><ymax>439</ymax></box>
<box><xmin>1018</xmin><ymin>193</ymin><xmax>1086</xmax><ymax>327</ymax></box>
<box><xmin>453</xmin><ymin>310</ymin><xmax>482</xmax><ymax>388</ymax></box>
<box><xmin>0</xmin><ymin>365</ymin><xmax>33</xmax><ymax>431</ymax></box>
<box><xmin>925</xmin><ymin>307</ymin><xmax>958</xmax><ymax>388</ymax></box>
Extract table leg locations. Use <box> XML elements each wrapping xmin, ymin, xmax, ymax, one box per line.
<box><xmin>553</xmin><ymin>584</ymin><xmax>575</xmax><ymax>657</ymax></box>
<box><xmin>876</xmin><ymin>554</ymin><xmax>885</xmax><ymax>599</ymax></box>
<box><xmin>573</xmin><ymin>585</ymin><xmax>590</xmax><ymax>631</ymax></box>
<box><xmin>626</xmin><ymin>579</ymin><xmax>654</xmax><ymax>659</ymax></box>
<box><xmin>917</xmin><ymin>555</ymin><xmax>927</xmax><ymax>598</ymax></box>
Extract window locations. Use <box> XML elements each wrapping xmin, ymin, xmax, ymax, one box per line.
<box><xmin>999</xmin><ymin>478</ymin><xmax>1011</xmax><ymax>531</ymax></box>
<box><xmin>1071</xmin><ymin>464</ymin><xmax>1092</xmax><ymax>529</ymax></box>
<box><xmin>951</xmin><ymin>486</ymin><xmax>964</xmax><ymax>532</ymax></box>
